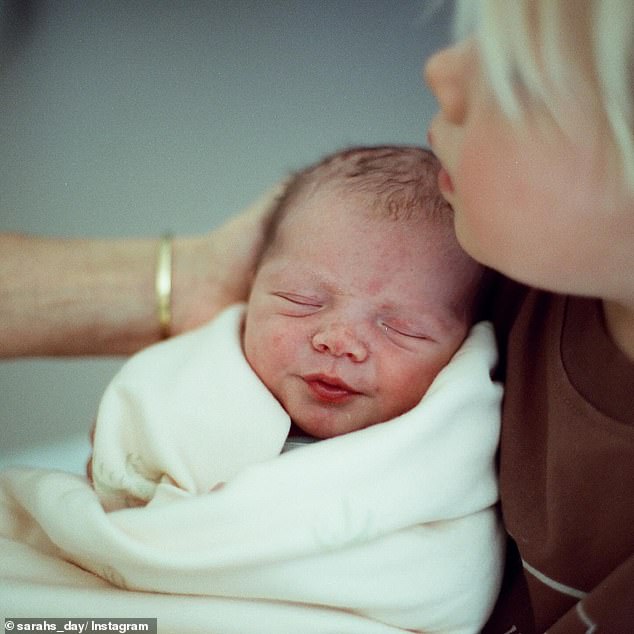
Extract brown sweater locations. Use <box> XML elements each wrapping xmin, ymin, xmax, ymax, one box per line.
<box><xmin>483</xmin><ymin>282</ymin><xmax>634</xmax><ymax>633</ymax></box>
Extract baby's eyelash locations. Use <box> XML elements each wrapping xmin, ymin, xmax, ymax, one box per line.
<box><xmin>275</xmin><ymin>293</ymin><xmax>321</xmax><ymax>306</ymax></box>
<box><xmin>382</xmin><ymin>322</ymin><xmax>430</xmax><ymax>341</ymax></box>
<box><xmin>275</xmin><ymin>294</ymin><xmax>322</xmax><ymax>317</ymax></box>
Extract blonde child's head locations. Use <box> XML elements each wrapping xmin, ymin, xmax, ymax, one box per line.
<box><xmin>425</xmin><ymin>1</ymin><xmax>634</xmax><ymax>306</ymax></box>
<box><xmin>454</xmin><ymin>0</ymin><xmax>633</xmax><ymax>191</ymax></box>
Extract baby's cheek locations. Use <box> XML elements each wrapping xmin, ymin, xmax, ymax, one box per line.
<box><xmin>254</xmin><ymin>328</ymin><xmax>296</xmax><ymax>382</ymax></box>
<box><xmin>270</xmin><ymin>331</ymin><xmax>288</xmax><ymax>348</ymax></box>
<box><xmin>381</xmin><ymin>357</ymin><xmax>438</xmax><ymax>416</ymax></box>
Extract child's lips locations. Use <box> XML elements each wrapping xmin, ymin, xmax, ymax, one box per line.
<box><xmin>427</xmin><ymin>129</ymin><xmax>454</xmax><ymax>195</ymax></box>
<box><xmin>438</xmin><ymin>166</ymin><xmax>454</xmax><ymax>194</ymax></box>
<box><xmin>303</xmin><ymin>374</ymin><xmax>361</xmax><ymax>403</ymax></box>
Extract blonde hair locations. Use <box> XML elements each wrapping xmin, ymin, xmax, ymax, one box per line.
<box><xmin>454</xmin><ymin>0</ymin><xmax>634</xmax><ymax>190</ymax></box>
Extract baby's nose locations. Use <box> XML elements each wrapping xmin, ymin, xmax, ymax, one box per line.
<box><xmin>311</xmin><ymin>322</ymin><xmax>368</xmax><ymax>362</ymax></box>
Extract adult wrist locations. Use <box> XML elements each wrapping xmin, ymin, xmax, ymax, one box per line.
<box><xmin>155</xmin><ymin>234</ymin><xmax>173</xmax><ymax>339</ymax></box>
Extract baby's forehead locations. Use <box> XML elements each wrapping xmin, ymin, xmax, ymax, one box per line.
<box><xmin>278</xmin><ymin>196</ymin><xmax>456</xmax><ymax>264</ymax></box>
<box><xmin>269</xmin><ymin>212</ymin><xmax>481</xmax><ymax>288</ymax></box>
<box><xmin>269</xmin><ymin>182</ymin><xmax>471</xmax><ymax>266</ymax></box>
<box><xmin>280</xmin><ymin>182</ymin><xmax>450</xmax><ymax>233</ymax></box>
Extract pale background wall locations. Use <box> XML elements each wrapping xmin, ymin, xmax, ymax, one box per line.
<box><xmin>0</xmin><ymin>0</ymin><xmax>453</xmax><ymax>459</ymax></box>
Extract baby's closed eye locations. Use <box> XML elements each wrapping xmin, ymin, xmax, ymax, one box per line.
<box><xmin>273</xmin><ymin>292</ymin><xmax>323</xmax><ymax>316</ymax></box>
<box><xmin>381</xmin><ymin>320</ymin><xmax>437</xmax><ymax>347</ymax></box>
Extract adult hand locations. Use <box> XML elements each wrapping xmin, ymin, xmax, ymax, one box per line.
<box><xmin>171</xmin><ymin>183</ymin><xmax>284</xmax><ymax>335</ymax></box>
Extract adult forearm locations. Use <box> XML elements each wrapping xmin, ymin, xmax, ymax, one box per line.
<box><xmin>0</xmin><ymin>233</ymin><xmax>160</xmax><ymax>356</ymax></box>
<box><xmin>0</xmin><ymin>186</ymin><xmax>283</xmax><ymax>358</ymax></box>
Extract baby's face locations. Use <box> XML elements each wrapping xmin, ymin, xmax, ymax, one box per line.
<box><xmin>243</xmin><ymin>189</ymin><xmax>481</xmax><ymax>439</ymax></box>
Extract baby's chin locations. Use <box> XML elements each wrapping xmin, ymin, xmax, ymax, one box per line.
<box><xmin>290</xmin><ymin>412</ymin><xmax>386</xmax><ymax>440</ymax></box>
<box><xmin>289</xmin><ymin>399</ymin><xmax>422</xmax><ymax>439</ymax></box>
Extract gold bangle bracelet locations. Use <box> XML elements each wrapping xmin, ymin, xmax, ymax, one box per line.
<box><xmin>155</xmin><ymin>234</ymin><xmax>173</xmax><ymax>339</ymax></box>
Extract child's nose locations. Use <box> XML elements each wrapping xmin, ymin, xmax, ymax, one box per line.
<box><xmin>311</xmin><ymin>322</ymin><xmax>368</xmax><ymax>363</ymax></box>
<box><xmin>424</xmin><ymin>40</ymin><xmax>470</xmax><ymax>125</ymax></box>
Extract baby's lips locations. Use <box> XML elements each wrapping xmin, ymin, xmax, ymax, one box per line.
<box><xmin>303</xmin><ymin>373</ymin><xmax>362</xmax><ymax>403</ymax></box>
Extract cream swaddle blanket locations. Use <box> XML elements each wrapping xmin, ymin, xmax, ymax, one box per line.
<box><xmin>0</xmin><ymin>304</ymin><xmax>504</xmax><ymax>633</ymax></box>
<box><xmin>91</xmin><ymin>304</ymin><xmax>291</xmax><ymax>509</ymax></box>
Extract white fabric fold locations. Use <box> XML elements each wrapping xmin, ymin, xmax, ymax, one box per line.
<box><xmin>91</xmin><ymin>304</ymin><xmax>290</xmax><ymax>509</ymax></box>
<box><xmin>0</xmin><ymin>304</ymin><xmax>504</xmax><ymax>633</ymax></box>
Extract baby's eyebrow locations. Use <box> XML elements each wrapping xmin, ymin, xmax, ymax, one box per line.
<box><xmin>270</xmin><ymin>263</ymin><xmax>344</xmax><ymax>294</ymax></box>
